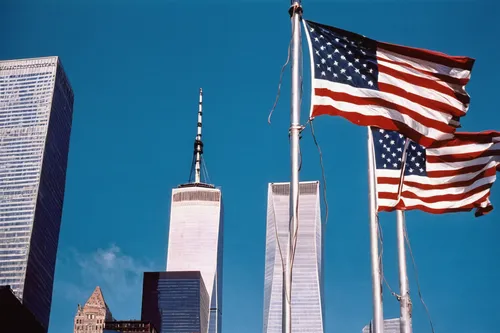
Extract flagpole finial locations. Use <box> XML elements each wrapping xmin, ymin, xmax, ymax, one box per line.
<box><xmin>289</xmin><ymin>1</ymin><xmax>303</xmax><ymax>16</ymax></box>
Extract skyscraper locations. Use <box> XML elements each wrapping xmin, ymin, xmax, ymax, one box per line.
<box><xmin>74</xmin><ymin>286</ymin><xmax>114</xmax><ymax>333</ymax></box>
<box><xmin>141</xmin><ymin>271</ymin><xmax>209</xmax><ymax>333</ymax></box>
<box><xmin>262</xmin><ymin>181</ymin><xmax>324</xmax><ymax>333</ymax></box>
<box><xmin>165</xmin><ymin>89</ymin><xmax>223</xmax><ymax>333</ymax></box>
<box><xmin>0</xmin><ymin>56</ymin><xmax>74</xmax><ymax>330</ymax></box>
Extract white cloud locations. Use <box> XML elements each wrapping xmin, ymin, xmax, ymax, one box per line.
<box><xmin>56</xmin><ymin>244</ymin><xmax>159</xmax><ymax>319</ymax></box>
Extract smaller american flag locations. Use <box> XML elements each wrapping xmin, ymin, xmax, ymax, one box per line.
<box><xmin>305</xmin><ymin>20</ymin><xmax>475</xmax><ymax>147</ymax></box>
<box><xmin>373</xmin><ymin>127</ymin><xmax>500</xmax><ymax>216</ymax></box>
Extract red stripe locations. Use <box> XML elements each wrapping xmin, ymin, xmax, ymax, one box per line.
<box><xmin>397</xmin><ymin>192</ymin><xmax>492</xmax><ymax>216</ymax></box>
<box><xmin>377</xmin><ymin>176</ymin><xmax>400</xmax><ymax>185</ymax></box>
<box><xmin>312</xmin><ymin>104</ymin><xmax>436</xmax><ymax>146</ymax></box>
<box><xmin>379</xmin><ymin>83</ymin><xmax>465</xmax><ymax>118</ymax></box>
<box><xmin>401</xmin><ymin>182</ymin><xmax>492</xmax><ymax>204</ymax></box>
<box><xmin>377</xmin><ymin>56</ymin><xmax>470</xmax><ymax>86</ymax></box>
<box><xmin>427</xmin><ymin>149</ymin><xmax>500</xmax><ymax>163</ymax></box>
<box><xmin>428</xmin><ymin>131</ymin><xmax>500</xmax><ymax>148</ymax></box>
<box><xmin>315</xmin><ymin>88</ymin><xmax>453</xmax><ymax>133</ymax></box>
<box><xmin>379</xmin><ymin>64</ymin><xmax>471</xmax><ymax>105</ymax></box>
<box><xmin>377</xmin><ymin>42</ymin><xmax>475</xmax><ymax>71</ymax></box>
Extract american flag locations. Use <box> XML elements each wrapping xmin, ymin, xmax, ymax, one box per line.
<box><xmin>304</xmin><ymin>20</ymin><xmax>475</xmax><ymax>147</ymax></box>
<box><xmin>373</xmin><ymin>127</ymin><xmax>500</xmax><ymax>216</ymax></box>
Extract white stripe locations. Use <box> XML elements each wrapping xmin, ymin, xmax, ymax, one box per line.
<box><xmin>313</xmin><ymin>94</ymin><xmax>450</xmax><ymax>140</ymax></box>
<box><xmin>426</xmin><ymin>157</ymin><xmax>496</xmax><ymax>172</ymax></box>
<box><xmin>402</xmin><ymin>175</ymin><xmax>496</xmax><ymax>198</ymax></box>
<box><xmin>404</xmin><ymin>163</ymin><xmax>496</xmax><ymax>185</ymax></box>
<box><xmin>375</xmin><ymin>169</ymin><xmax>401</xmax><ymax>178</ymax></box>
<box><xmin>378</xmin><ymin>198</ymin><xmax>399</xmax><ymax>208</ymax></box>
<box><xmin>377</xmin><ymin>58</ymin><xmax>468</xmax><ymax>95</ymax></box>
<box><xmin>400</xmin><ymin>188</ymin><xmax>490</xmax><ymax>210</ymax></box>
<box><xmin>377</xmin><ymin>183</ymin><xmax>399</xmax><ymax>193</ymax></box>
<box><xmin>315</xmin><ymin>77</ymin><xmax>455</xmax><ymax>125</ymax></box>
<box><xmin>377</xmin><ymin>49</ymin><xmax>471</xmax><ymax>80</ymax></box>
<box><xmin>378</xmin><ymin>72</ymin><xmax>468</xmax><ymax>113</ymax></box>
<box><xmin>427</xmin><ymin>142</ymin><xmax>500</xmax><ymax>156</ymax></box>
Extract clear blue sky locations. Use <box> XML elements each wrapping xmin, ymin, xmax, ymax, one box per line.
<box><xmin>1</xmin><ymin>0</ymin><xmax>499</xmax><ymax>332</ymax></box>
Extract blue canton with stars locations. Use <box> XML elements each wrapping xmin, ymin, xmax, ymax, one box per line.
<box><xmin>372</xmin><ymin>128</ymin><xmax>427</xmax><ymax>176</ymax></box>
<box><xmin>306</xmin><ymin>20</ymin><xmax>380</xmax><ymax>90</ymax></box>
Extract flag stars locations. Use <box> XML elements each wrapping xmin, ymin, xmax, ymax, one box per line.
<box><xmin>320</xmin><ymin>46</ymin><xmax>326</xmax><ymax>51</ymax></box>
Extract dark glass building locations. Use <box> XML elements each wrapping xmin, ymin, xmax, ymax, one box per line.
<box><xmin>0</xmin><ymin>285</ymin><xmax>45</xmax><ymax>333</ymax></box>
<box><xmin>0</xmin><ymin>56</ymin><xmax>74</xmax><ymax>331</ymax></box>
<box><xmin>104</xmin><ymin>320</ymin><xmax>158</xmax><ymax>333</ymax></box>
<box><xmin>141</xmin><ymin>271</ymin><xmax>209</xmax><ymax>333</ymax></box>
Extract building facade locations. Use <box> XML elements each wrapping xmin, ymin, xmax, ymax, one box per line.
<box><xmin>262</xmin><ymin>181</ymin><xmax>324</xmax><ymax>333</ymax></box>
<box><xmin>362</xmin><ymin>318</ymin><xmax>402</xmax><ymax>333</ymax></box>
<box><xmin>104</xmin><ymin>320</ymin><xmax>157</xmax><ymax>333</ymax></box>
<box><xmin>141</xmin><ymin>271</ymin><xmax>209</xmax><ymax>333</ymax></box>
<box><xmin>74</xmin><ymin>286</ymin><xmax>114</xmax><ymax>333</ymax></box>
<box><xmin>0</xmin><ymin>56</ymin><xmax>74</xmax><ymax>330</ymax></box>
<box><xmin>165</xmin><ymin>184</ymin><xmax>223</xmax><ymax>333</ymax></box>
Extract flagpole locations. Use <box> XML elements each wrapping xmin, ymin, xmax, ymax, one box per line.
<box><xmin>367</xmin><ymin>127</ymin><xmax>384</xmax><ymax>333</ymax></box>
<box><xmin>284</xmin><ymin>1</ymin><xmax>303</xmax><ymax>333</ymax></box>
<box><xmin>397</xmin><ymin>210</ymin><xmax>412</xmax><ymax>333</ymax></box>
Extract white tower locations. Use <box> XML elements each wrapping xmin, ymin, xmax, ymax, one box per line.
<box><xmin>165</xmin><ymin>89</ymin><xmax>223</xmax><ymax>333</ymax></box>
<box><xmin>263</xmin><ymin>181</ymin><xmax>324</xmax><ymax>333</ymax></box>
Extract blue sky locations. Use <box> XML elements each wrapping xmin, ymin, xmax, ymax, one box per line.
<box><xmin>1</xmin><ymin>0</ymin><xmax>499</xmax><ymax>332</ymax></box>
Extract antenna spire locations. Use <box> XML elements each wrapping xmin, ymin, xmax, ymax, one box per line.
<box><xmin>194</xmin><ymin>88</ymin><xmax>203</xmax><ymax>184</ymax></box>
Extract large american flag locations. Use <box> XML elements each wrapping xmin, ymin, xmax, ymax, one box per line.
<box><xmin>304</xmin><ymin>20</ymin><xmax>475</xmax><ymax>147</ymax></box>
<box><xmin>373</xmin><ymin>127</ymin><xmax>500</xmax><ymax>216</ymax></box>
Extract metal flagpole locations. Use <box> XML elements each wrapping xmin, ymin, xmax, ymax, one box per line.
<box><xmin>367</xmin><ymin>127</ymin><xmax>385</xmax><ymax>333</ymax></box>
<box><xmin>397</xmin><ymin>210</ymin><xmax>412</xmax><ymax>333</ymax></box>
<box><xmin>284</xmin><ymin>1</ymin><xmax>303</xmax><ymax>333</ymax></box>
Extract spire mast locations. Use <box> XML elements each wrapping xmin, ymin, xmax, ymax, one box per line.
<box><xmin>194</xmin><ymin>88</ymin><xmax>203</xmax><ymax>184</ymax></box>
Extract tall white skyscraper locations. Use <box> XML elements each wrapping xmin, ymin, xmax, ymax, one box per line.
<box><xmin>0</xmin><ymin>56</ymin><xmax>74</xmax><ymax>330</ymax></box>
<box><xmin>165</xmin><ymin>89</ymin><xmax>223</xmax><ymax>333</ymax></box>
<box><xmin>263</xmin><ymin>181</ymin><xmax>324</xmax><ymax>333</ymax></box>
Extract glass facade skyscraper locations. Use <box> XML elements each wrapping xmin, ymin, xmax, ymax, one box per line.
<box><xmin>165</xmin><ymin>184</ymin><xmax>223</xmax><ymax>333</ymax></box>
<box><xmin>141</xmin><ymin>271</ymin><xmax>209</xmax><ymax>333</ymax></box>
<box><xmin>263</xmin><ymin>181</ymin><xmax>324</xmax><ymax>333</ymax></box>
<box><xmin>0</xmin><ymin>56</ymin><xmax>74</xmax><ymax>330</ymax></box>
